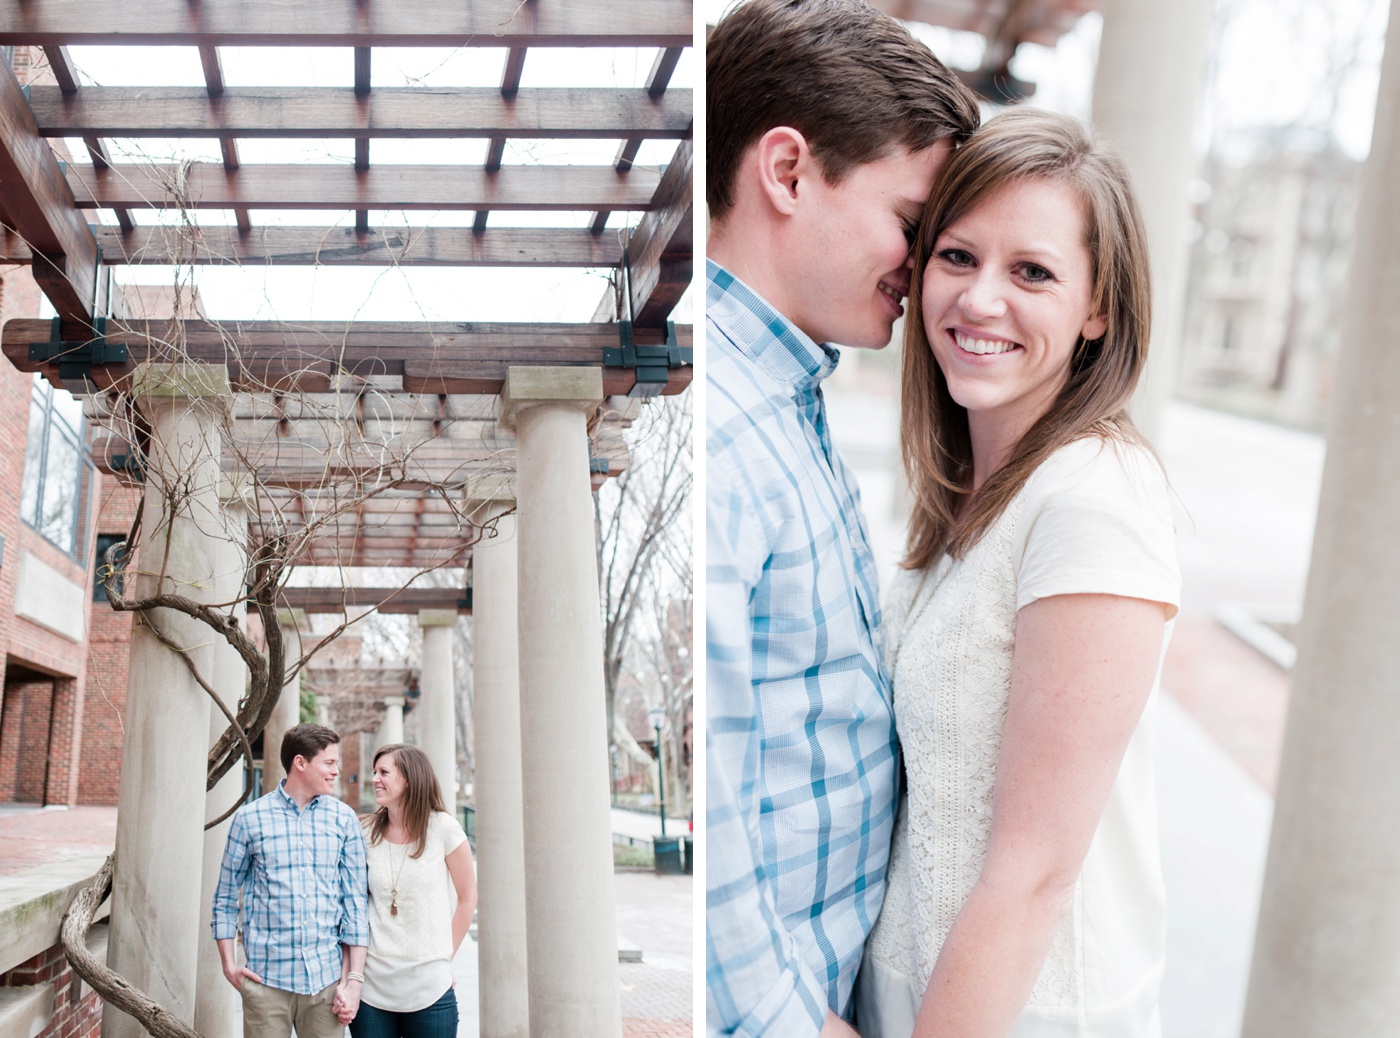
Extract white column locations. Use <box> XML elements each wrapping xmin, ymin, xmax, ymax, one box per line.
<box><xmin>1091</xmin><ymin>0</ymin><xmax>1211</xmax><ymax>443</ymax></box>
<box><xmin>105</xmin><ymin>363</ymin><xmax>230</xmax><ymax>1038</ymax></box>
<box><xmin>378</xmin><ymin>695</ymin><xmax>405</xmax><ymax>749</ymax></box>
<box><xmin>470</xmin><ymin>497</ymin><xmax>530</xmax><ymax>1038</ymax></box>
<box><xmin>195</xmin><ymin>489</ymin><xmax>249</xmax><ymax>1038</ymax></box>
<box><xmin>499</xmin><ymin>367</ymin><xmax>620</xmax><ymax>1037</ymax></box>
<box><xmin>262</xmin><ymin>609</ymin><xmax>304</xmax><ymax>793</ymax></box>
<box><xmin>1242</xmin><ymin>4</ymin><xmax>1400</xmax><ymax>1033</ymax></box>
<box><xmin>418</xmin><ymin>608</ymin><xmax>458</xmax><ymax>807</ymax></box>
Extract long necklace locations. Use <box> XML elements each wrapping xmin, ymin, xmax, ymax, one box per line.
<box><xmin>386</xmin><ymin>833</ymin><xmax>409</xmax><ymax>917</ymax></box>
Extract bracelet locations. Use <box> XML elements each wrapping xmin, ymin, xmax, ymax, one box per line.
<box><xmin>345</xmin><ymin>972</ymin><xmax>365</xmax><ymax>984</ymax></box>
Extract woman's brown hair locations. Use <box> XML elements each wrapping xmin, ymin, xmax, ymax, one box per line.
<box><xmin>902</xmin><ymin>106</ymin><xmax>1154</xmax><ymax>569</ymax></box>
<box><xmin>363</xmin><ymin>743</ymin><xmax>447</xmax><ymax>859</ymax></box>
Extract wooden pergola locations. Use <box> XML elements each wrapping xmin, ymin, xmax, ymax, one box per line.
<box><xmin>0</xmin><ymin>11</ymin><xmax>693</xmax><ymax>1035</ymax></box>
<box><xmin>0</xmin><ymin>0</ymin><xmax>693</xmax><ymax>572</ymax></box>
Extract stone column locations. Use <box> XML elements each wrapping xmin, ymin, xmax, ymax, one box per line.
<box><xmin>105</xmin><ymin>363</ymin><xmax>230</xmax><ymax>1038</ymax></box>
<box><xmin>498</xmin><ymin>367</ymin><xmax>620</xmax><ymax>1037</ymax></box>
<box><xmin>377</xmin><ymin>695</ymin><xmax>405</xmax><ymax>749</ymax></box>
<box><xmin>418</xmin><ymin>608</ymin><xmax>458</xmax><ymax>807</ymax></box>
<box><xmin>1241</xmin><ymin>4</ymin><xmax>1400</xmax><ymax>1033</ymax></box>
<box><xmin>195</xmin><ymin>488</ymin><xmax>249</xmax><ymax>1038</ymax></box>
<box><xmin>261</xmin><ymin>609</ymin><xmax>304</xmax><ymax>793</ymax></box>
<box><xmin>1091</xmin><ymin>0</ymin><xmax>1211</xmax><ymax>443</ymax></box>
<box><xmin>470</xmin><ymin>495</ymin><xmax>530</xmax><ymax>1038</ymax></box>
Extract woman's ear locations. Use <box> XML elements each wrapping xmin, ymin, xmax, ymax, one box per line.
<box><xmin>752</xmin><ymin>126</ymin><xmax>813</xmax><ymax>217</ymax></box>
<box><xmin>1081</xmin><ymin>312</ymin><xmax>1108</xmax><ymax>342</ymax></box>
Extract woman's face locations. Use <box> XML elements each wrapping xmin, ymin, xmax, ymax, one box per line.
<box><xmin>372</xmin><ymin>753</ymin><xmax>407</xmax><ymax>811</ymax></box>
<box><xmin>922</xmin><ymin>176</ymin><xmax>1106</xmax><ymax>441</ymax></box>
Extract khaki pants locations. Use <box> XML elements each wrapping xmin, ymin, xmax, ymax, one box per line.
<box><xmin>240</xmin><ymin>978</ymin><xmax>343</xmax><ymax>1038</ymax></box>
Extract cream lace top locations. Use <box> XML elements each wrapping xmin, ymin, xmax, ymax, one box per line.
<box><xmin>363</xmin><ymin>811</ymin><xmax>469</xmax><ymax>1012</ymax></box>
<box><xmin>863</xmin><ymin>438</ymin><xmax>1180</xmax><ymax>1037</ymax></box>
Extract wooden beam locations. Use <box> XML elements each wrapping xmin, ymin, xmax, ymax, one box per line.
<box><xmin>590</xmin><ymin>47</ymin><xmax>687</xmax><ymax>234</ymax></box>
<box><xmin>595</xmin><ymin>138</ymin><xmax>692</xmax><ymax>325</ymax></box>
<box><xmin>26</xmin><ymin>85</ymin><xmax>694</xmax><ymax>140</ymax></box>
<box><xmin>0</xmin><ymin>1</ymin><xmax>692</xmax><ymax>47</ymax></box>
<box><xmin>280</xmin><ymin>586</ymin><xmax>472</xmax><ymax>614</ymax></box>
<box><xmin>64</xmin><ymin>162</ymin><xmax>661</xmax><ymax>211</ymax></box>
<box><xmin>476</xmin><ymin>45</ymin><xmax>529</xmax><ymax>234</ymax></box>
<box><xmin>0</xmin><ymin>60</ymin><xmax>106</xmax><ymax>326</ymax></box>
<box><xmin>3</xmin><ymin>317</ymin><xmax>693</xmax><ymax>396</ymax></box>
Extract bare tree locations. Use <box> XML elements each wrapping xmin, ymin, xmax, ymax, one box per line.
<box><xmin>595</xmin><ymin>394</ymin><xmax>692</xmax><ymax>779</ymax></box>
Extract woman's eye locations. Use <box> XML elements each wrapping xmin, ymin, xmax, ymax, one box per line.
<box><xmin>1020</xmin><ymin>263</ymin><xmax>1054</xmax><ymax>283</ymax></box>
<box><xmin>936</xmin><ymin>247</ymin><xmax>974</xmax><ymax>267</ymax></box>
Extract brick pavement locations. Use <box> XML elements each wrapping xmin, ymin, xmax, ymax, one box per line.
<box><xmin>0</xmin><ymin>804</ymin><xmax>116</xmax><ymax>874</ymax></box>
<box><xmin>617</xmin><ymin>870</ymin><xmax>692</xmax><ymax>1036</ymax></box>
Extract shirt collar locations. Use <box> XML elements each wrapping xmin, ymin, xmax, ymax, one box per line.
<box><xmin>275</xmin><ymin>778</ymin><xmax>320</xmax><ymax>813</ymax></box>
<box><xmin>706</xmin><ymin>259</ymin><xmax>840</xmax><ymax>392</ymax></box>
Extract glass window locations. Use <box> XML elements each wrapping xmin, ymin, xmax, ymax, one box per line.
<box><xmin>19</xmin><ymin>376</ymin><xmax>94</xmax><ymax>558</ymax></box>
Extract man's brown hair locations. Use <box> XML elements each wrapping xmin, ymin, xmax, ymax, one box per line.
<box><xmin>280</xmin><ymin>722</ymin><xmax>341</xmax><ymax>774</ymax></box>
<box><xmin>706</xmin><ymin>0</ymin><xmax>980</xmax><ymax>220</ymax></box>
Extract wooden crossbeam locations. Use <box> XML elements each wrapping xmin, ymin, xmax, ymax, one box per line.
<box><xmin>26</xmin><ymin>85</ymin><xmax>694</xmax><ymax>140</ymax></box>
<box><xmin>0</xmin><ymin>0</ymin><xmax>692</xmax><ymax>47</ymax></box>
<box><xmin>3</xmin><ymin>318</ymin><xmax>693</xmax><ymax>396</ymax></box>
<box><xmin>591</xmin><ymin>47</ymin><xmax>686</xmax><ymax>234</ymax></box>
<box><xmin>0</xmin><ymin>224</ymin><xmax>627</xmax><ymax>267</ymax></box>
<box><xmin>0</xmin><ymin>58</ymin><xmax>111</xmax><ymax>328</ymax></box>
<box><xmin>63</xmin><ymin>162</ymin><xmax>660</xmax><ymax>211</ymax></box>
<box><xmin>594</xmin><ymin>138</ymin><xmax>692</xmax><ymax>325</ymax></box>
<box><xmin>280</xmin><ymin>587</ymin><xmax>471</xmax><ymax>614</ymax></box>
<box><xmin>477</xmin><ymin>46</ymin><xmax>529</xmax><ymax>235</ymax></box>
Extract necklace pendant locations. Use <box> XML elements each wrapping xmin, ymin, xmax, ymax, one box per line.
<box><xmin>391</xmin><ymin>899</ymin><xmax>398</xmax><ymax>916</ymax></box>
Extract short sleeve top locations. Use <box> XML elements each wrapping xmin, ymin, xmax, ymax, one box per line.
<box><xmin>362</xmin><ymin>811</ymin><xmax>469</xmax><ymax>1012</ymax></box>
<box><xmin>865</xmin><ymin>437</ymin><xmax>1181</xmax><ymax>1036</ymax></box>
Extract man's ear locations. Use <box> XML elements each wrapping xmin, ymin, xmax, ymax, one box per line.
<box><xmin>752</xmin><ymin>126</ymin><xmax>815</xmax><ymax>217</ymax></box>
<box><xmin>292</xmin><ymin>754</ymin><xmax>307</xmax><ymax>773</ymax></box>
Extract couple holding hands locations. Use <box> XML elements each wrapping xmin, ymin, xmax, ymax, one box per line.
<box><xmin>212</xmin><ymin>723</ymin><xmax>477</xmax><ymax>1038</ymax></box>
<box><xmin>706</xmin><ymin>1</ymin><xmax>1180</xmax><ymax>1036</ymax></box>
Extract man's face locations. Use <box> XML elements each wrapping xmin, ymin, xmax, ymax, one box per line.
<box><xmin>786</xmin><ymin>142</ymin><xmax>949</xmax><ymax>349</ymax></box>
<box><xmin>299</xmin><ymin>745</ymin><xmax>340</xmax><ymax>796</ymax></box>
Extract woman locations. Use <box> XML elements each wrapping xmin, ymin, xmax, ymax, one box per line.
<box><xmin>338</xmin><ymin>743</ymin><xmax>477</xmax><ymax>1036</ymax></box>
<box><xmin>859</xmin><ymin>108</ymin><xmax>1180</xmax><ymax>1037</ymax></box>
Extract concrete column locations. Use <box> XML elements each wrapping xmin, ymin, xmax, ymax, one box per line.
<box><xmin>1091</xmin><ymin>0</ymin><xmax>1211</xmax><ymax>443</ymax></box>
<box><xmin>470</xmin><ymin>496</ymin><xmax>530</xmax><ymax>1038</ymax></box>
<box><xmin>195</xmin><ymin>489</ymin><xmax>249</xmax><ymax>1038</ymax></box>
<box><xmin>378</xmin><ymin>695</ymin><xmax>405</xmax><ymax>749</ymax></box>
<box><xmin>261</xmin><ymin>610</ymin><xmax>304</xmax><ymax>793</ymax></box>
<box><xmin>105</xmin><ymin>363</ymin><xmax>230</xmax><ymax>1038</ymax></box>
<box><xmin>1241</xmin><ymin>5</ymin><xmax>1400</xmax><ymax>1033</ymax></box>
<box><xmin>418</xmin><ymin>608</ymin><xmax>458</xmax><ymax>807</ymax></box>
<box><xmin>498</xmin><ymin>367</ymin><xmax>620</xmax><ymax>1037</ymax></box>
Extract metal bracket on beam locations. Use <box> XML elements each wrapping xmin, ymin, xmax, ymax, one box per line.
<box><xmin>457</xmin><ymin>587</ymin><xmax>473</xmax><ymax>611</ymax></box>
<box><xmin>604</xmin><ymin>319</ymin><xmax>691</xmax><ymax>398</ymax></box>
<box><xmin>28</xmin><ymin>316</ymin><xmax>128</xmax><ymax>394</ymax></box>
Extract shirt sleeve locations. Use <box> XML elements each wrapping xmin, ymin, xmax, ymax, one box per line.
<box><xmin>438</xmin><ymin>811</ymin><xmax>468</xmax><ymax>857</ymax></box>
<box><xmin>338</xmin><ymin>810</ymin><xmax>370</xmax><ymax>948</ymax></box>
<box><xmin>705</xmin><ymin>465</ymin><xmax>828</xmax><ymax>1038</ymax></box>
<box><xmin>1014</xmin><ymin>439</ymin><xmax>1181</xmax><ymax>617</ymax></box>
<box><xmin>211</xmin><ymin>808</ymin><xmax>251</xmax><ymax>940</ymax></box>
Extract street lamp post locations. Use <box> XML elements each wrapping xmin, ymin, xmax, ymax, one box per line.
<box><xmin>648</xmin><ymin>706</ymin><xmax>667</xmax><ymax>838</ymax></box>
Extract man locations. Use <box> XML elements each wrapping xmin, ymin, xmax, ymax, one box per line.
<box><xmin>212</xmin><ymin>723</ymin><xmax>369</xmax><ymax>1037</ymax></box>
<box><xmin>705</xmin><ymin>2</ymin><xmax>980</xmax><ymax>1035</ymax></box>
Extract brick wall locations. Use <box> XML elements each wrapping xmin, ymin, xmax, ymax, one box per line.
<box><xmin>79</xmin><ymin>478</ymin><xmax>140</xmax><ymax>805</ymax></box>
<box><xmin>0</xmin><ymin>942</ymin><xmax>103</xmax><ymax>1038</ymax></box>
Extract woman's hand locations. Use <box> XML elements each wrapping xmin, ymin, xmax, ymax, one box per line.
<box><xmin>333</xmin><ymin>978</ymin><xmax>362</xmax><ymax>1024</ymax></box>
<box><xmin>913</xmin><ymin>592</ymin><xmax>1168</xmax><ymax>1037</ymax></box>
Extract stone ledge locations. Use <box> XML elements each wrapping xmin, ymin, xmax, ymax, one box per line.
<box><xmin>0</xmin><ymin>853</ymin><xmax>111</xmax><ymax>975</ymax></box>
<box><xmin>0</xmin><ymin>984</ymin><xmax>54</xmax><ymax>1038</ymax></box>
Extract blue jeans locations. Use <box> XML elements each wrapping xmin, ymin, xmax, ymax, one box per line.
<box><xmin>349</xmin><ymin>986</ymin><xmax>458</xmax><ymax>1038</ymax></box>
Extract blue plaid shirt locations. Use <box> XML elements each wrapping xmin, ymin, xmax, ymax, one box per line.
<box><xmin>706</xmin><ymin>260</ymin><xmax>898</xmax><ymax>1037</ymax></box>
<box><xmin>211</xmin><ymin>782</ymin><xmax>369</xmax><ymax>994</ymax></box>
